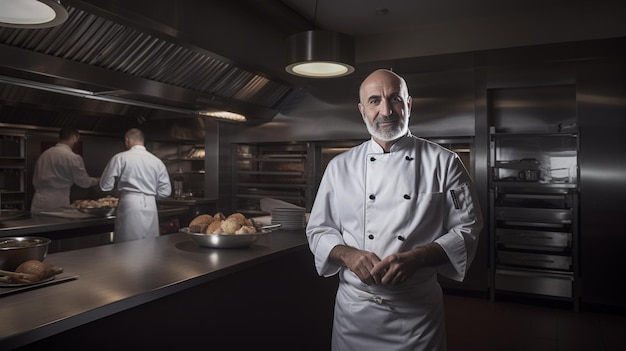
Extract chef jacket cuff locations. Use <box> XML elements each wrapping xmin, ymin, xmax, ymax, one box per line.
<box><xmin>314</xmin><ymin>235</ymin><xmax>345</xmax><ymax>277</ymax></box>
<box><xmin>434</xmin><ymin>233</ymin><xmax>468</xmax><ymax>282</ymax></box>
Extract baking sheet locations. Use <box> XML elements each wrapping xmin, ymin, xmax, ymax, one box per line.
<box><xmin>0</xmin><ymin>274</ymin><xmax>78</xmax><ymax>297</ymax></box>
<box><xmin>37</xmin><ymin>210</ymin><xmax>97</xmax><ymax>219</ymax></box>
<box><xmin>0</xmin><ymin>210</ymin><xmax>29</xmax><ymax>222</ymax></box>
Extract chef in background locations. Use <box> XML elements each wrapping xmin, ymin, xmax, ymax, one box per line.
<box><xmin>31</xmin><ymin>127</ymin><xmax>99</xmax><ymax>213</ymax></box>
<box><xmin>99</xmin><ymin>128</ymin><xmax>171</xmax><ymax>242</ymax></box>
<box><xmin>306</xmin><ymin>69</ymin><xmax>483</xmax><ymax>350</ymax></box>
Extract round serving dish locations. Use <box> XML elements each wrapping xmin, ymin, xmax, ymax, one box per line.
<box><xmin>0</xmin><ymin>237</ymin><xmax>51</xmax><ymax>271</ymax></box>
<box><xmin>181</xmin><ymin>227</ymin><xmax>270</xmax><ymax>249</ymax></box>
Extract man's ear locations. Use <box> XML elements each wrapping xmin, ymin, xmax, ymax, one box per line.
<box><xmin>358</xmin><ymin>103</ymin><xmax>366</xmax><ymax>120</ymax></box>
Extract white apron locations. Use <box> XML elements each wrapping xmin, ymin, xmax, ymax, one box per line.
<box><xmin>333</xmin><ymin>276</ymin><xmax>446</xmax><ymax>351</ymax></box>
<box><xmin>306</xmin><ymin>134</ymin><xmax>483</xmax><ymax>351</ymax></box>
<box><xmin>114</xmin><ymin>192</ymin><xmax>159</xmax><ymax>243</ymax></box>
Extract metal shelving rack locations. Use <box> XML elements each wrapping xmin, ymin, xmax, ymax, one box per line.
<box><xmin>0</xmin><ymin>132</ymin><xmax>27</xmax><ymax>210</ymax></box>
<box><xmin>233</xmin><ymin>142</ymin><xmax>313</xmax><ymax>217</ymax></box>
<box><xmin>148</xmin><ymin>141</ymin><xmax>206</xmax><ymax>197</ymax></box>
<box><xmin>488</xmin><ymin>127</ymin><xmax>580</xmax><ymax>310</ymax></box>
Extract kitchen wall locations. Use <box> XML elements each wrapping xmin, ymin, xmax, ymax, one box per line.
<box><xmin>232</xmin><ymin>69</ymin><xmax>476</xmax><ymax>144</ymax></box>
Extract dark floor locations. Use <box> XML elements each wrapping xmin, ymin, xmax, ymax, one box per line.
<box><xmin>444</xmin><ymin>293</ymin><xmax>626</xmax><ymax>351</ymax></box>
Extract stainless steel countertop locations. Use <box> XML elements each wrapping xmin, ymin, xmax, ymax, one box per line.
<box><xmin>0</xmin><ymin>213</ymin><xmax>114</xmax><ymax>237</ymax></box>
<box><xmin>0</xmin><ymin>230</ymin><xmax>308</xmax><ymax>349</ymax></box>
<box><xmin>157</xmin><ymin>197</ymin><xmax>217</xmax><ymax>206</ymax></box>
<box><xmin>0</xmin><ymin>206</ymin><xmax>188</xmax><ymax>237</ymax></box>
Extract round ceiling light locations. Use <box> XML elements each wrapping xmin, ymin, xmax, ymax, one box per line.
<box><xmin>286</xmin><ymin>30</ymin><xmax>355</xmax><ymax>78</ymax></box>
<box><xmin>0</xmin><ymin>0</ymin><xmax>68</xmax><ymax>28</ymax></box>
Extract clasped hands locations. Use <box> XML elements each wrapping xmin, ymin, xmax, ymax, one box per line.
<box><xmin>331</xmin><ymin>245</ymin><xmax>426</xmax><ymax>286</ymax></box>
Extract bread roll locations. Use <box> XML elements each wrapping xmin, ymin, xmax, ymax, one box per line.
<box><xmin>213</xmin><ymin>212</ymin><xmax>226</xmax><ymax>221</ymax></box>
<box><xmin>220</xmin><ymin>217</ymin><xmax>242</xmax><ymax>234</ymax></box>
<box><xmin>193</xmin><ymin>223</ymin><xmax>210</xmax><ymax>234</ymax></box>
<box><xmin>235</xmin><ymin>225</ymin><xmax>257</xmax><ymax>234</ymax></box>
<box><xmin>205</xmin><ymin>220</ymin><xmax>223</xmax><ymax>234</ymax></box>
<box><xmin>189</xmin><ymin>214</ymin><xmax>213</xmax><ymax>233</ymax></box>
<box><xmin>227</xmin><ymin>213</ymin><xmax>252</xmax><ymax>226</ymax></box>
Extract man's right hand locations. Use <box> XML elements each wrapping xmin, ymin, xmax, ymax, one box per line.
<box><xmin>329</xmin><ymin>245</ymin><xmax>382</xmax><ymax>285</ymax></box>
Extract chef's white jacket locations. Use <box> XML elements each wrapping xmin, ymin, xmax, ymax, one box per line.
<box><xmin>31</xmin><ymin>143</ymin><xmax>98</xmax><ymax>213</ymax></box>
<box><xmin>306</xmin><ymin>133</ymin><xmax>483</xmax><ymax>351</ymax></box>
<box><xmin>100</xmin><ymin>145</ymin><xmax>171</xmax><ymax>242</ymax></box>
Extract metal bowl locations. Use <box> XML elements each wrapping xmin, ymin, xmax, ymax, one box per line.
<box><xmin>0</xmin><ymin>237</ymin><xmax>51</xmax><ymax>271</ymax></box>
<box><xmin>181</xmin><ymin>227</ymin><xmax>269</xmax><ymax>249</ymax></box>
<box><xmin>76</xmin><ymin>207</ymin><xmax>116</xmax><ymax>217</ymax></box>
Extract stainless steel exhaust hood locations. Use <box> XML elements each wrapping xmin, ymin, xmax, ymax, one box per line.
<box><xmin>0</xmin><ymin>2</ymin><xmax>296</xmax><ymax>131</ymax></box>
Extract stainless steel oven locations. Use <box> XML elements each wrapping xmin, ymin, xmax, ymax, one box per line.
<box><xmin>492</xmin><ymin>185</ymin><xmax>577</xmax><ymax>299</ymax></box>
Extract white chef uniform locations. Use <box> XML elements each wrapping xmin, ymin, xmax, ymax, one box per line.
<box><xmin>31</xmin><ymin>143</ymin><xmax>98</xmax><ymax>213</ymax></box>
<box><xmin>100</xmin><ymin>145</ymin><xmax>171</xmax><ymax>242</ymax></box>
<box><xmin>306</xmin><ymin>133</ymin><xmax>483</xmax><ymax>351</ymax></box>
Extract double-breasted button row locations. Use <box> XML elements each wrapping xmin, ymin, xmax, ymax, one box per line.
<box><xmin>367</xmin><ymin>234</ymin><xmax>405</xmax><ymax>241</ymax></box>
<box><xmin>369</xmin><ymin>155</ymin><xmax>413</xmax><ymax>161</ymax></box>
<box><xmin>368</xmin><ymin>194</ymin><xmax>412</xmax><ymax>200</ymax></box>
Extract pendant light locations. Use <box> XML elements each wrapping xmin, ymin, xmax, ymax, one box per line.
<box><xmin>286</xmin><ymin>0</ymin><xmax>355</xmax><ymax>78</ymax></box>
<box><xmin>0</xmin><ymin>0</ymin><xmax>68</xmax><ymax>29</ymax></box>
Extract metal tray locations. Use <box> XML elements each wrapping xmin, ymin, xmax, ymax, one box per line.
<box><xmin>0</xmin><ymin>274</ymin><xmax>78</xmax><ymax>297</ymax></box>
<box><xmin>496</xmin><ymin>228</ymin><xmax>571</xmax><ymax>251</ymax></box>
<box><xmin>495</xmin><ymin>207</ymin><xmax>572</xmax><ymax>224</ymax></box>
<box><xmin>0</xmin><ymin>210</ymin><xmax>29</xmax><ymax>223</ymax></box>
<box><xmin>497</xmin><ymin>250</ymin><xmax>572</xmax><ymax>270</ymax></box>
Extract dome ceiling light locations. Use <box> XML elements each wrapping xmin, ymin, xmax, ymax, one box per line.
<box><xmin>0</xmin><ymin>0</ymin><xmax>68</xmax><ymax>29</ymax></box>
<box><xmin>285</xmin><ymin>0</ymin><xmax>355</xmax><ymax>78</ymax></box>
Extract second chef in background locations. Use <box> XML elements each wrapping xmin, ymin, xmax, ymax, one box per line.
<box><xmin>31</xmin><ymin>127</ymin><xmax>99</xmax><ymax>213</ymax></box>
<box><xmin>99</xmin><ymin>128</ymin><xmax>171</xmax><ymax>242</ymax></box>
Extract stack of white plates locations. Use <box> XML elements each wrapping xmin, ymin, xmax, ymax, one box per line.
<box><xmin>272</xmin><ymin>207</ymin><xmax>306</xmax><ymax>230</ymax></box>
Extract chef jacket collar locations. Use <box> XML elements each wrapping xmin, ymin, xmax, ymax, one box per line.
<box><xmin>368</xmin><ymin>132</ymin><xmax>414</xmax><ymax>154</ymax></box>
<box><xmin>56</xmin><ymin>143</ymin><xmax>72</xmax><ymax>151</ymax></box>
<box><xmin>130</xmin><ymin>145</ymin><xmax>147</xmax><ymax>151</ymax></box>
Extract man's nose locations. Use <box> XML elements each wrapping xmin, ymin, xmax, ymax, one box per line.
<box><xmin>379</xmin><ymin>99</ymin><xmax>393</xmax><ymax>116</ymax></box>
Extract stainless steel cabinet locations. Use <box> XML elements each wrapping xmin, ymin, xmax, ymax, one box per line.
<box><xmin>489</xmin><ymin>128</ymin><xmax>580</xmax><ymax>309</ymax></box>
<box><xmin>0</xmin><ymin>132</ymin><xmax>27</xmax><ymax>210</ymax></box>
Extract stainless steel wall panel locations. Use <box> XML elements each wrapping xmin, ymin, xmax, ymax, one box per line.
<box><xmin>577</xmin><ymin>59</ymin><xmax>626</xmax><ymax>308</ymax></box>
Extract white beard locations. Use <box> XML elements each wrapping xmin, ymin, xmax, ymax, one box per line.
<box><xmin>364</xmin><ymin>115</ymin><xmax>409</xmax><ymax>142</ymax></box>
